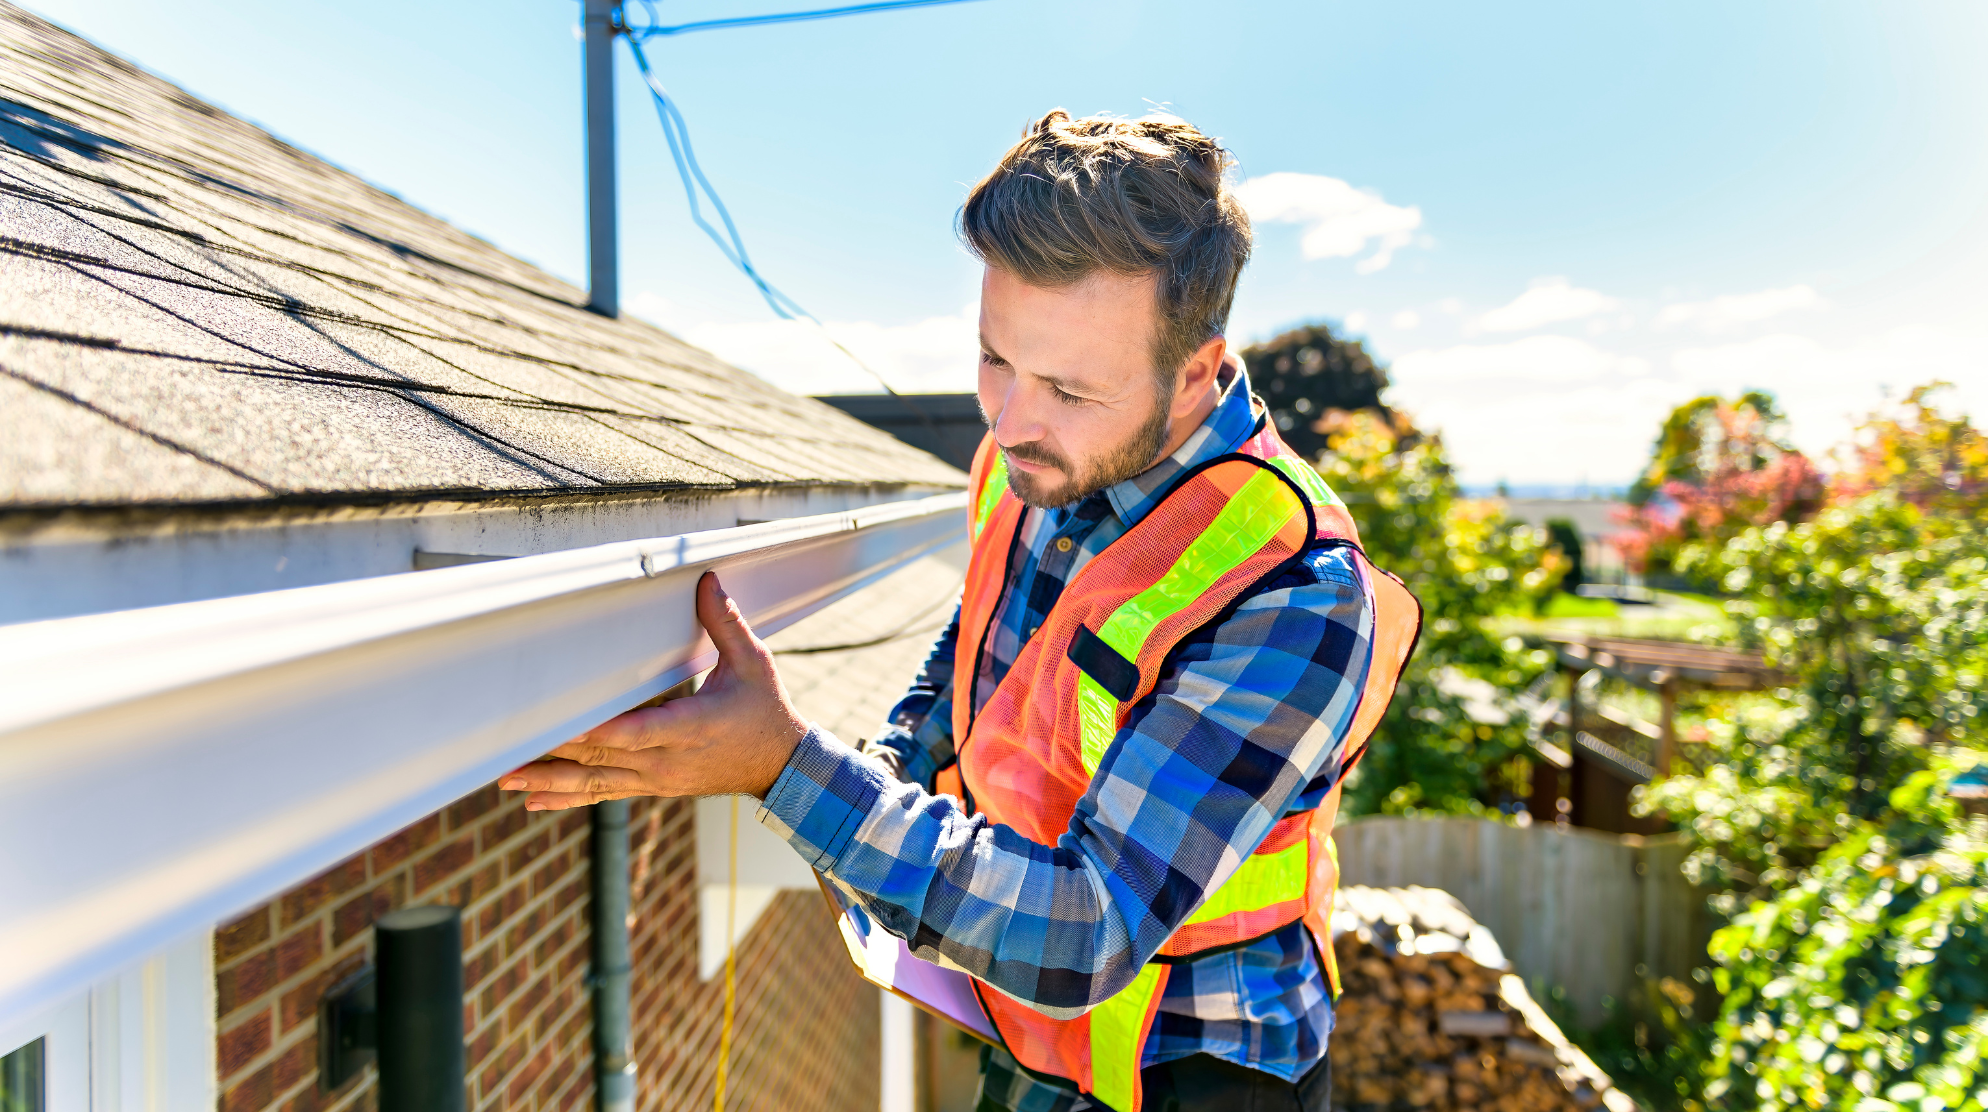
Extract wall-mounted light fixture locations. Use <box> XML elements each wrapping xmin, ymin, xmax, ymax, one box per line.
<box><xmin>320</xmin><ymin>905</ymin><xmax>467</xmax><ymax>1111</ymax></box>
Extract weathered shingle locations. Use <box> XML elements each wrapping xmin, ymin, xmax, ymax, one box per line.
<box><xmin>0</xmin><ymin>5</ymin><xmax>963</xmax><ymax>510</ymax></box>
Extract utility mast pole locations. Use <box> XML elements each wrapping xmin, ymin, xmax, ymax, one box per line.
<box><xmin>583</xmin><ymin>0</ymin><xmax>618</xmax><ymax>317</ymax></box>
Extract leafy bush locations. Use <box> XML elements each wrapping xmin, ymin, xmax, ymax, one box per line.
<box><xmin>1312</xmin><ymin>410</ymin><xmax>1564</xmax><ymax>816</ymax></box>
<box><xmin>1703</xmin><ymin>768</ymin><xmax>1988</xmax><ymax>1111</ymax></box>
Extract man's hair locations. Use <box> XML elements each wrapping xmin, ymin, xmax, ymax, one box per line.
<box><xmin>959</xmin><ymin>110</ymin><xmax>1252</xmax><ymax>384</ymax></box>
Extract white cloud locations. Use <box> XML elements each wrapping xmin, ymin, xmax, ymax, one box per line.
<box><xmin>629</xmin><ymin>292</ymin><xmax>978</xmax><ymax>396</ymax></box>
<box><xmin>1232</xmin><ymin>172</ymin><xmax>1422</xmax><ymax>274</ymax></box>
<box><xmin>1400</xmin><ymin>379</ymin><xmax>1695</xmax><ymax>487</ymax></box>
<box><xmin>1342</xmin><ymin>310</ymin><xmax>1369</xmax><ymax>334</ymax></box>
<box><xmin>1385</xmin><ymin>336</ymin><xmax>1663</xmax><ymax>484</ymax></box>
<box><xmin>1476</xmin><ymin>277</ymin><xmax>1619</xmax><ymax>333</ymax></box>
<box><xmin>1654</xmin><ymin>285</ymin><xmax>1824</xmax><ymax>331</ymax></box>
<box><xmin>1391</xmin><ymin>335</ymin><xmax>1649</xmax><ymax>385</ymax></box>
<box><xmin>1672</xmin><ymin>325</ymin><xmax>1988</xmax><ymax>460</ymax></box>
<box><xmin>1391</xmin><ymin>309</ymin><xmax>1421</xmax><ymax>330</ymax></box>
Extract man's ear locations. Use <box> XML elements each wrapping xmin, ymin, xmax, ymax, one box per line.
<box><xmin>1171</xmin><ymin>334</ymin><xmax>1226</xmax><ymax>420</ymax></box>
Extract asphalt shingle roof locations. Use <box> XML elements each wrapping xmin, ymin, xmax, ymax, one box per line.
<box><xmin>0</xmin><ymin>4</ymin><xmax>963</xmax><ymax>511</ymax></box>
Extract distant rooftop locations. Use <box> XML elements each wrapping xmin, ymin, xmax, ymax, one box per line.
<box><xmin>0</xmin><ymin>4</ymin><xmax>962</xmax><ymax>514</ymax></box>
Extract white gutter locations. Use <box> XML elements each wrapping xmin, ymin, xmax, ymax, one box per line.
<box><xmin>0</xmin><ymin>491</ymin><xmax>967</xmax><ymax>1027</ymax></box>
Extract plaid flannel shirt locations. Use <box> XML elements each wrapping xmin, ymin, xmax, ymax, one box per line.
<box><xmin>758</xmin><ymin>365</ymin><xmax>1374</xmax><ymax>1095</ymax></box>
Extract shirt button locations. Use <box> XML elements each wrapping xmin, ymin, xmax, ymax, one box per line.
<box><xmin>1055</xmin><ymin>537</ymin><xmax>1074</xmax><ymax>553</ymax></box>
<box><xmin>1028</xmin><ymin>626</ymin><xmax>1039</xmax><ymax>638</ymax></box>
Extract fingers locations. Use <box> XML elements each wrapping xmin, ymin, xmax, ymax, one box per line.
<box><xmin>500</xmin><ymin>757</ymin><xmax>646</xmax><ymax>797</ymax></box>
<box><xmin>552</xmin><ymin>702</ymin><xmax>691</xmax><ymax>757</ymax></box>
<box><xmin>696</xmin><ymin>572</ymin><xmax>770</xmax><ymax>677</ymax></box>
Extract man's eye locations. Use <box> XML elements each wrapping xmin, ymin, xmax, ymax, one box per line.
<box><xmin>980</xmin><ymin>352</ymin><xmax>1008</xmax><ymax>369</ymax></box>
<box><xmin>1051</xmin><ymin>386</ymin><xmax>1089</xmax><ymax>406</ymax></box>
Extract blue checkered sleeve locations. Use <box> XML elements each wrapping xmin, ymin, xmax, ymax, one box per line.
<box><xmin>859</xmin><ymin>607</ymin><xmax>959</xmax><ymax>789</ymax></box>
<box><xmin>758</xmin><ymin>544</ymin><xmax>1373</xmax><ymax>1018</ymax></box>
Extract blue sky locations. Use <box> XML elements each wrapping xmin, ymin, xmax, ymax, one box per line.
<box><xmin>24</xmin><ymin>0</ymin><xmax>1988</xmax><ymax>486</ymax></box>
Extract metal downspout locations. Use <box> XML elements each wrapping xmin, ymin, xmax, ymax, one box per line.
<box><xmin>592</xmin><ymin>799</ymin><xmax>636</xmax><ymax>1112</ymax></box>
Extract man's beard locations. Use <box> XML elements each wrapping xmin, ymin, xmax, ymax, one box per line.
<box><xmin>994</xmin><ymin>399</ymin><xmax>1172</xmax><ymax>510</ymax></box>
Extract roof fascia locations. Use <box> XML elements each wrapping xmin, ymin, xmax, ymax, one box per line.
<box><xmin>0</xmin><ymin>483</ymin><xmax>953</xmax><ymax>624</ymax></box>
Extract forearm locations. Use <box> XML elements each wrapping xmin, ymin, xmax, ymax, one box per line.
<box><xmin>762</xmin><ymin>728</ymin><xmax>1145</xmax><ymax>1017</ymax></box>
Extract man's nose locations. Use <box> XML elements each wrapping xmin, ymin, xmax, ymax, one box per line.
<box><xmin>990</xmin><ymin>379</ymin><xmax>1047</xmax><ymax>449</ymax></box>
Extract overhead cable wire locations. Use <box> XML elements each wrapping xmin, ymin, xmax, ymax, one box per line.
<box><xmin>626</xmin><ymin>0</ymin><xmax>985</xmax><ymax>38</ymax></box>
<box><xmin>622</xmin><ymin>25</ymin><xmax>951</xmax><ymax>451</ymax></box>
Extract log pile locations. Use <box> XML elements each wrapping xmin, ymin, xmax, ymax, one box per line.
<box><xmin>1328</xmin><ymin>886</ymin><xmax>1639</xmax><ymax>1112</ymax></box>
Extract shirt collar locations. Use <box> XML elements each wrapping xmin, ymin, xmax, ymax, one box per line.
<box><xmin>1099</xmin><ymin>360</ymin><xmax>1260</xmax><ymax>529</ymax></box>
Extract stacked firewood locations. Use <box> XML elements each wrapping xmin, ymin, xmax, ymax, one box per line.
<box><xmin>1328</xmin><ymin>887</ymin><xmax>1639</xmax><ymax>1112</ymax></box>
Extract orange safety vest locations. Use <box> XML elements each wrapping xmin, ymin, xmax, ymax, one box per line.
<box><xmin>933</xmin><ymin>424</ymin><xmax>1421</xmax><ymax>1112</ymax></box>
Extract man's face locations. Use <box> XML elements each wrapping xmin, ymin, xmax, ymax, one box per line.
<box><xmin>976</xmin><ymin>267</ymin><xmax>1173</xmax><ymax>509</ymax></box>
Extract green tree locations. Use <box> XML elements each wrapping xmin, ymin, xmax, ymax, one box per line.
<box><xmin>1240</xmin><ymin>322</ymin><xmax>1397</xmax><ymax>464</ymax></box>
<box><xmin>1312</xmin><ymin>411</ymin><xmax>1564</xmax><ymax>816</ymax></box>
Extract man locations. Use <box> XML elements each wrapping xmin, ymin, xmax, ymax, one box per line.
<box><xmin>502</xmin><ymin>110</ymin><xmax>1419</xmax><ymax>1112</ymax></box>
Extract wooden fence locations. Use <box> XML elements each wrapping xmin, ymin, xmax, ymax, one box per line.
<box><xmin>1335</xmin><ymin>816</ymin><xmax>1717</xmax><ymax>1025</ymax></box>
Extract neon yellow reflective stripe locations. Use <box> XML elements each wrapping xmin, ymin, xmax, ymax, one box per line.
<box><xmin>1076</xmin><ymin>468</ymin><xmax>1302</xmax><ymax>775</ymax></box>
<box><xmin>972</xmin><ymin>451</ymin><xmax>1009</xmax><ymax>539</ymax></box>
<box><xmin>1266</xmin><ymin>453</ymin><xmax>1343</xmax><ymax>508</ymax></box>
<box><xmin>1181</xmin><ymin>839</ymin><xmax>1309</xmax><ymax>925</ymax></box>
<box><xmin>1077</xmin><ymin>672</ymin><xmax>1118</xmax><ymax>773</ymax></box>
<box><xmin>1088</xmin><ymin>963</ymin><xmax>1166</xmax><ymax>1112</ymax></box>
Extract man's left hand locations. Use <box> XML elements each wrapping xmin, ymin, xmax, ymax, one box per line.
<box><xmin>498</xmin><ymin>571</ymin><xmax>809</xmax><ymax>810</ymax></box>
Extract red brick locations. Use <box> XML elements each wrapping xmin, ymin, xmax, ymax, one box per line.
<box><xmin>531</xmin><ymin>915</ymin><xmax>578</xmax><ymax>968</ymax></box>
<box><xmin>281</xmin><ymin>856</ymin><xmax>369</xmax><ymax>928</ymax></box>
<box><xmin>446</xmin><ymin>784</ymin><xmax>503</xmax><ymax>832</ymax></box>
<box><xmin>271</xmin><ymin>1031</ymin><xmax>317</xmax><ymax>1093</ymax></box>
<box><xmin>533</xmin><ymin>983</ymin><xmax>580</xmax><ymax>1042</ymax></box>
<box><xmin>504</xmin><ymin>1041</ymin><xmax>555</xmax><ymax>1104</ymax></box>
<box><xmin>217</xmin><ymin>948</ymin><xmax>278</xmax><ymax>1019</ymax></box>
<box><xmin>555</xmin><ymin>939</ymin><xmax>590</xmax><ymax>981</ymax></box>
<box><xmin>220</xmin><ymin>1063</ymin><xmax>275</xmax><ymax>1112</ymax></box>
<box><xmin>501</xmin><ymin>904</ymin><xmax>549</xmax><ymax>958</ymax></box>
<box><xmin>369</xmin><ymin>812</ymin><xmax>443</xmax><ymax>874</ymax></box>
<box><xmin>541</xmin><ymin>1055</ymin><xmax>577</xmax><ymax>1103</ymax></box>
<box><xmin>559</xmin><ymin>1076</ymin><xmax>593</xmax><ymax>1112</ymax></box>
<box><xmin>480</xmin><ymin>805</ymin><xmax>529</xmax><ymax>853</ymax></box>
<box><xmin>413</xmin><ymin>833</ymin><xmax>477</xmax><ymax>895</ymax></box>
<box><xmin>476</xmin><ymin>882</ymin><xmax>528</xmax><ymax>940</ymax></box>
<box><xmin>447</xmin><ymin>862</ymin><xmax>505</xmax><ymax>919</ymax></box>
<box><xmin>218</xmin><ymin>1009</ymin><xmax>272</xmax><ymax>1079</ymax></box>
<box><xmin>557</xmin><ymin>809</ymin><xmax>590</xmax><ymax>839</ymax></box>
<box><xmin>331</xmin><ymin>878</ymin><xmax>402</xmax><ymax>948</ymax></box>
<box><xmin>275</xmin><ymin>923</ymin><xmax>325</xmax><ymax>982</ymax></box>
<box><xmin>528</xmin><ymin>850</ymin><xmax>575</xmax><ymax>900</ymax></box>
<box><xmin>505</xmin><ymin>830</ymin><xmax>552</xmax><ymax>877</ymax></box>
<box><xmin>467</xmin><ymin>1020</ymin><xmax>502</xmax><ymax>1070</ymax></box>
<box><xmin>504</xmin><ymin>971</ymin><xmax>552</xmax><ymax>1030</ymax></box>
<box><xmin>477</xmin><ymin>962</ymin><xmax>526</xmax><ymax>1021</ymax></box>
<box><xmin>216</xmin><ymin>905</ymin><xmax>274</xmax><ymax>965</ymax></box>
<box><xmin>477</xmin><ymin>1031</ymin><xmax>531</xmax><ymax>1100</ymax></box>
<box><xmin>462</xmin><ymin>942</ymin><xmax>500</xmax><ymax>993</ymax></box>
<box><xmin>279</xmin><ymin>954</ymin><xmax>365</xmax><ymax>1033</ymax></box>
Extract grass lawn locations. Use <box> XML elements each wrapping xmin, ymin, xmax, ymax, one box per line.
<box><xmin>1492</xmin><ymin>589</ymin><xmax>1735</xmax><ymax>643</ymax></box>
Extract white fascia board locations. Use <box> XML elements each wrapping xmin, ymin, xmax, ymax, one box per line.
<box><xmin>0</xmin><ymin>483</ymin><xmax>951</xmax><ymax>625</ymax></box>
<box><xmin>0</xmin><ymin>491</ymin><xmax>966</xmax><ymax>1029</ymax></box>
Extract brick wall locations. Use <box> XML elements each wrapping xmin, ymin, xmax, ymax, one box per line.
<box><xmin>212</xmin><ymin>785</ymin><xmax>595</xmax><ymax>1112</ymax></box>
<box><xmin>626</xmin><ymin>797</ymin><xmax>882</xmax><ymax>1112</ymax></box>
<box><xmin>211</xmin><ymin>786</ymin><xmax>883</xmax><ymax>1112</ymax></box>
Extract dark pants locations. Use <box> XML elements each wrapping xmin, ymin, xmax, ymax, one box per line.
<box><xmin>1140</xmin><ymin>1053</ymin><xmax>1331</xmax><ymax>1112</ymax></box>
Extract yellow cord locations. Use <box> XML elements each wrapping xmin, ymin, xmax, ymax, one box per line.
<box><xmin>713</xmin><ymin>794</ymin><xmax>739</xmax><ymax>1112</ymax></box>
